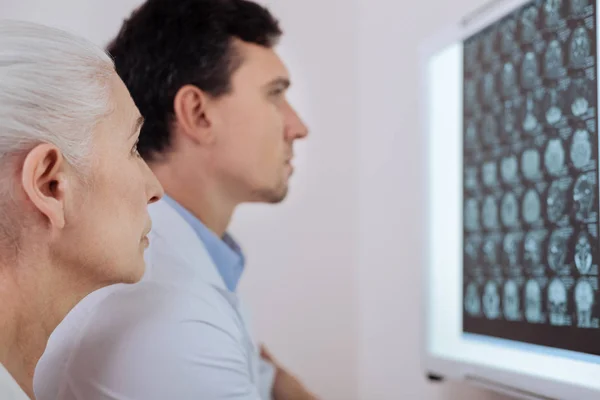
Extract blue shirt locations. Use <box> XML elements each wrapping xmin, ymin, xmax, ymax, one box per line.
<box><xmin>163</xmin><ymin>195</ymin><xmax>245</xmax><ymax>292</ymax></box>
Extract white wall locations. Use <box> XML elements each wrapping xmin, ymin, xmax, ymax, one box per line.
<box><xmin>354</xmin><ymin>0</ymin><xmax>508</xmax><ymax>398</ymax></box>
<box><xmin>0</xmin><ymin>0</ymin><xmax>511</xmax><ymax>399</ymax></box>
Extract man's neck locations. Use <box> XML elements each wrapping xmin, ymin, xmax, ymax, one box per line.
<box><xmin>151</xmin><ymin>162</ymin><xmax>238</xmax><ymax>237</ymax></box>
<box><xmin>179</xmin><ymin>193</ymin><xmax>234</xmax><ymax>238</ymax></box>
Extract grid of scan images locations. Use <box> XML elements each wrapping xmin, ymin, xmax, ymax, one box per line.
<box><xmin>462</xmin><ymin>0</ymin><xmax>600</xmax><ymax>355</ymax></box>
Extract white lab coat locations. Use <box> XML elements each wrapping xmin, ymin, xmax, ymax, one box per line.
<box><xmin>34</xmin><ymin>199</ymin><xmax>275</xmax><ymax>400</ymax></box>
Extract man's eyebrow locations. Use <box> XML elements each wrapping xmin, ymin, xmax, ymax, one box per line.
<box><xmin>130</xmin><ymin>115</ymin><xmax>144</xmax><ymax>138</ymax></box>
<box><xmin>264</xmin><ymin>77</ymin><xmax>291</xmax><ymax>90</ymax></box>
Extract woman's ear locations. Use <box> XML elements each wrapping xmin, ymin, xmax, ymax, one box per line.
<box><xmin>21</xmin><ymin>144</ymin><xmax>68</xmax><ymax>230</ymax></box>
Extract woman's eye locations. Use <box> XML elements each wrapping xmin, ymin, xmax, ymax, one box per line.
<box><xmin>132</xmin><ymin>140</ymin><xmax>141</xmax><ymax>157</ymax></box>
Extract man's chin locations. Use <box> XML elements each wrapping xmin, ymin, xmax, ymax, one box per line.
<box><xmin>267</xmin><ymin>192</ymin><xmax>288</xmax><ymax>204</ymax></box>
<box><xmin>252</xmin><ymin>184</ymin><xmax>289</xmax><ymax>204</ymax></box>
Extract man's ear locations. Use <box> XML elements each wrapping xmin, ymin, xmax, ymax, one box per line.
<box><xmin>173</xmin><ymin>84</ymin><xmax>214</xmax><ymax>145</ymax></box>
<box><xmin>21</xmin><ymin>144</ymin><xmax>68</xmax><ymax>230</ymax></box>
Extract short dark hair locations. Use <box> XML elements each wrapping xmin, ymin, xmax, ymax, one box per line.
<box><xmin>107</xmin><ymin>0</ymin><xmax>282</xmax><ymax>161</ymax></box>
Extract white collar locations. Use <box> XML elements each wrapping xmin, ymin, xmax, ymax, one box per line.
<box><xmin>144</xmin><ymin>199</ymin><xmax>227</xmax><ymax>291</ymax></box>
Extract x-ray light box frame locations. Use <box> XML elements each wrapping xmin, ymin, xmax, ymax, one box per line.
<box><xmin>421</xmin><ymin>0</ymin><xmax>600</xmax><ymax>399</ymax></box>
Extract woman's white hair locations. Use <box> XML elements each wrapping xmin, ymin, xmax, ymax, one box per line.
<box><xmin>0</xmin><ymin>20</ymin><xmax>115</xmax><ymax>167</ymax></box>
<box><xmin>0</xmin><ymin>21</ymin><xmax>115</xmax><ymax>256</ymax></box>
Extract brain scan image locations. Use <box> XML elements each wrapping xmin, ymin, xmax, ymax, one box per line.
<box><xmin>547</xmin><ymin>230</ymin><xmax>569</xmax><ymax>271</ymax></box>
<box><xmin>483</xmin><ymin>281</ymin><xmax>501</xmax><ymax>319</ymax></box>
<box><xmin>520</xmin><ymin>7</ymin><xmax>539</xmax><ymax>43</ymax></box>
<box><xmin>544</xmin><ymin>138</ymin><xmax>566</xmax><ymax>177</ymax></box>
<box><xmin>500</xmin><ymin>20</ymin><xmax>517</xmax><ymax>54</ymax></box>
<box><xmin>501</xmin><ymin>192</ymin><xmax>520</xmax><ymax>228</ymax></box>
<box><xmin>502</xmin><ymin>63</ymin><xmax>517</xmax><ymax>98</ymax></box>
<box><xmin>482</xmin><ymin>237</ymin><xmax>499</xmax><ymax>265</ymax></box>
<box><xmin>575</xmin><ymin>279</ymin><xmax>594</xmax><ymax>327</ymax></box>
<box><xmin>465</xmin><ymin>166</ymin><xmax>478</xmax><ymax>191</ymax></box>
<box><xmin>521</xmin><ymin>52</ymin><xmax>540</xmax><ymax>90</ymax></box>
<box><xmin>482</xmin><ymin>31</ymin><xmax>497</xmax><ymax>64</ymax></box>
<box><xmin>482</xmin><ymin>161</ymin><xmax>498</xmax><ymax>187</ymax></box>
<box><xmin>570</xmin><ymin>0</ymin><xmax>590</xmax><ymax>15</ymax></box>
<box><xmin>544</xmin><ymin>0</ymin><xmax>563</xmax><ymax>28</ymax></box>
<box><xmin>546</xmin><ymin>180</ymin><xmax>569</xmax><ymax>223</ymax></box>
<box><xmin>465</xmin><ymin>119</ymin><xmax>478</xmax><ymax>146</ymax></box>
<box><xmin>483</xmin><ymin>72</ymin><xmax>496</xmax><ymax>107</ymax></box>
<box><xmin>465</xmin><ymin>198</ymin><xmax>480</xmax><ymax>232</ymax></box>
<box><xmin>501</xmin><ymin>155</ymin><xmax>518</xmax><ymax>183</ymax></box>
<box><xmin>502</xmin><ymin>102</ymin><xmax>517</xmax><ymax>138</ymax></box>
<box><xmin>483</xmin><ymin>196</ymin><xmax>499</xmax><ymax>229</ymax></box>
<box><xmin>522</xmin><ymin>148</ymin><xmax>542</xmax><ymax>181</ymax></box>
<box><xmin>574</xmin><ymin>231</ymin><xmax>593</xmax><ymax>274</ymax></box>
<box><xmin>503</xmin><ymin>280</ymin><xmax>521</xmax><ymax>320</ymax></box>
<box><xmin>523</xmin><ymin>189</ymin><xmax>542</xmax><ymax>224</ymax></box>
<box><xmin>570</xmin><ymin>129</ymin><xmax>592</xmax><ymax>170</ymax></box>
<box><xmin>573</xmin><ymin>173</ymin><xmax>596</xmax><ymax>222</ymax></box>
<box><xmin>524</xmin><ymin>231</ymin><xmax>544</xmax><ymax>268</ymax></box>
<box><xmin>569</xmin><ymin>27</ymin><xmax>592</xmax><ymax>68</ymax></box>
<box><xmin>465</xmin><ymin>236</ymin><xmax>481</xmax><ymax>266</ymax></box>
<box><xmin>569</xmin><ymin>78</ymin><xmax>592</xmax><ymax>118</ymax></box>
<box><xmin>525</xmin><ymin>279</ymin><xmax>543</xmax><ymax>323</ymax></box>
<box><xmin>548</xmin><ymin>278</ymin><xmax>569</xmax><ymax>326</ymax></box>
<box><xmin>522</xmin><ymin>93</ymin><xmax>540</xmax><ymax>134</ymax></box>
<box><xmin>482</xmin><ymin>114</ymin><xmax>498</xmax><ymax>147</ymax></box>
<box><xmin>465</xmin><ymin>283</ymin><xmax>481</xmax><ymax>316</ymax></box>
<box><xmin>503</xmin><ymin>233</ymin><xmax>521</xmax><ymax>266</ymax></box>
<box><xmin>544</xmin><ymin>39</ymin><xmax>565</xmax><ymax>79</ymax></box>
<box><xmin>544</xmin><ymin>87</ymin><xmax>563</xmax><ymax>125</ymax></box>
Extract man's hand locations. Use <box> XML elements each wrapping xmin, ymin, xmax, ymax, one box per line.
<box><xmin>260</xmin><ymin>346</ymin><xmax>320</xmax><ymax>400</ymax></box>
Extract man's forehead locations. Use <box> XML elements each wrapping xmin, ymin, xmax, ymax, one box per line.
<box><xmin>233</xmin><ymin>39</ymin><xmax>289</xmax><ymax>80</ymax></box>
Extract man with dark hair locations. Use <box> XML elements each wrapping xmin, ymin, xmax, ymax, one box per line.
<box><xmin>33</xmin><ymin>0</ymin><xmax>316</xmax><ymax>399</ymax></box>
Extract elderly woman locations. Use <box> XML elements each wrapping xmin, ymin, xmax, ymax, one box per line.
<box><xmin>0</xmin><ymin>20</ymin><xmax>163</xmax><ymax>399</ymax></box>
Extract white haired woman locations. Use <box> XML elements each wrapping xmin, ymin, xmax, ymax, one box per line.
<box><xmin>0</xmin><ymin>20</ymin><xmax>163</xmax><ymax>399</ymax></box>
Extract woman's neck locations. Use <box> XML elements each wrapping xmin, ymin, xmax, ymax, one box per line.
<box><xmin>0</xmin><ymin>256</ymin><xmax>82</xmax><ymax>400</ymax></box>
<box><xmin>0</xmin><ymin>285</ymin><xmax>49</xmax><ymax>399</ymax></box>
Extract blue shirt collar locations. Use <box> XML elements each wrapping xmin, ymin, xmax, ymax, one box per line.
<box><xmin>162</xmin><ymin>195</ymin><xmax>245</xmax><ymax>292</ymax></box>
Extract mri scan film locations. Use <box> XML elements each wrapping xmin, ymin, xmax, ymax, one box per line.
<box><xmin>462</xmin><ymin>0</ymin><xmax>600</xmax><ymax>356</ymax></box>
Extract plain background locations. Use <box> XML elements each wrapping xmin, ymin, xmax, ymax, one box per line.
<box><xmin>0</xmin><ymin>0</ymin><xmax>512</xmax><ymax>399</ymax></box>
